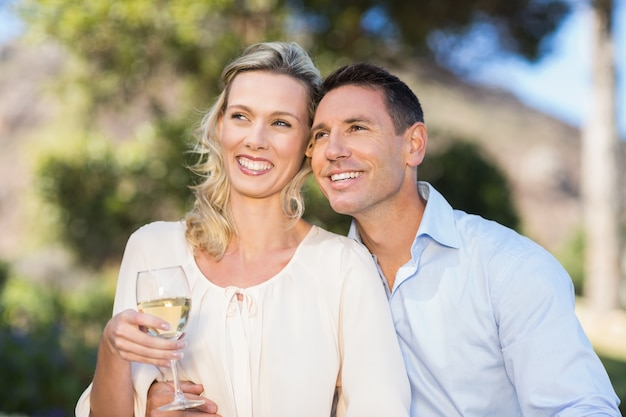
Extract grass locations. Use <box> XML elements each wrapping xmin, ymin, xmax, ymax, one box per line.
<box><xmin>601</xmin><ymin>356</ymin><xmax>626</xmax><ymax>415</ymax></box>
<box><xmin>576</xmin><ymin>299</ymin><xmax>626</xmax><ymax>415</ymax></box>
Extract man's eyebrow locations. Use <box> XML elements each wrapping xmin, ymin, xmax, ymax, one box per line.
<box><xmin>311</xmin><ymin>116</ymin><xmax>372</xmax><ymax>132</ymax></box>
<box><xmin>345</xmin><ymin>116</ymin><xmax>371</xmax><ymax>125</ymax></box>
<box><xmin>311</xmin><ymin>121</ymin><xmax>328</xmax><ymax>132</ymax></box>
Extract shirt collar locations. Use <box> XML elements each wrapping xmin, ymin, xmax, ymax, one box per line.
<box><xmin>416</xmin><ymin>182</ymin><xmax>460</xmax><ymax>249</ymax></box>
<box><xmin>347</xmin><ymin>181</ymin><xmax>460</xmax><ymax>250</ymax></box>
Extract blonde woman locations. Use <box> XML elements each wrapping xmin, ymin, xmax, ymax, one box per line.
<box><xmin>75</xmin><ymin>42</ymin><xmax>410</xmax><ymax>417</ymax></box>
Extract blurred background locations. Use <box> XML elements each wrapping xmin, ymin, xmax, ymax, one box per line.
<box><xmin>0</xmin><ymin>0</ymin><xmax>624</xmax><ymax>415</ymax></box>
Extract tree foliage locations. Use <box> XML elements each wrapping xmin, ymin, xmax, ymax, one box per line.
<box><xmin>421</xmin><ymin>140</ymin><xmax>520</xmax><ymax>229</ymax></box>
<box><xmin>36</xmin><ymin>119</ymin><xmax>195</xmax><ymax>268</ymax></box>
<box><xmin>302</xmin><ymin>141</ymin><xmax>520</xmax><ymax>235</ymax></box>
<box><xmin>288</xmin><ymin>0</ymin><xmax>571</xmax><ymax>65</ymax></box>
<box><xmin>18</xmin><ymin>0</ymin><xmax>283</xmax><ymax>112</ymax></box>
<box><xmin>0</xmin><ymin>264</ymin><xmax>111</xmax><ymax>416</ymax></box>
<box><xmin>19</xmin><ymin>0</ymin><xmax>291</xmax><ymax>268</ymax></box>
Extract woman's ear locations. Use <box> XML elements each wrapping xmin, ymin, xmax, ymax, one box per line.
<box><xmin>406</xmin><ymin>122</ymin><xmax>428</xmax><ymax>167</ymax></box>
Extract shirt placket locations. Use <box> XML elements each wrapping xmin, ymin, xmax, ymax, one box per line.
<box><xmin>223</xmin><ymin>286</ymin><xmax>257</xmax><ymax>417</ymax></box>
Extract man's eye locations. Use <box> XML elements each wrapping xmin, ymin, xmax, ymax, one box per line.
<box><xmin>313</xmin><ymin>133</ymin><xmax>325</xmax><ymax>140</ymax></box>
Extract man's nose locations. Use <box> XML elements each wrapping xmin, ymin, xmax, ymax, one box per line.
<box><xmin>324</xmin><ymin>131</ymin><xmax>351</xmax><ymax>160</ymax></box>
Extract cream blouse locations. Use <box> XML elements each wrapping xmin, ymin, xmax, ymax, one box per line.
<box><xmin>76</xmin><ymin>221</ymin><xmax>410</xmax><ymax>417</ymax></box>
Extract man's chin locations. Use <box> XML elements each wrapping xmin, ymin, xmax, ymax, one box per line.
<box><xmin>328</xmin><ymin>199</ymin><xmax>360</xmax><ymax>217</ymax></box>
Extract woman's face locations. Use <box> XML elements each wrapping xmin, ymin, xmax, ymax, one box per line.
<box><xmin>219</xmin><ymin>70</ymin><xmax>310</xmax><ymax>203</ymax></box>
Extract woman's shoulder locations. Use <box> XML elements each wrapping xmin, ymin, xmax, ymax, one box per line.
<box><xmin>121</xmin><ymin>220</ymin><xmax>192</xmax><ymax>267</ymax></box>
<box><xmin>307</xmin><ymin>225</ymin><xmax>352</xmax><ymax>245</ymax></box>
<box><xmin>304</xmin><ymin>225</ymin><xmax>373</xmax><ymax>258</ymax></box>
<box><xmin>132</xmin><ymin>220</ymin><xmax>185</xmax><ymax>237</ymax></box>
<box><xmin>127</xmin><ymin>220</ymin><xmax>187</xmax><ymax>248</ymax></box>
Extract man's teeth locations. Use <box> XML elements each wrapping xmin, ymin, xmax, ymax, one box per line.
<box><xmin>238</xmin><ymin>157</ymin><xmax>273</xmax><ymax>171</ymax></box>
<box><xmin>330</xmin><ymin>172</ymin><xmax>362</xmax><ymax>181</ymax></box>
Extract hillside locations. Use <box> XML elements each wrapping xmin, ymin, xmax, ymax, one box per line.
<box><xmin>0</xmin><ymin>41</ymin><xmax>67</xmax><ymax>261</ymax></box>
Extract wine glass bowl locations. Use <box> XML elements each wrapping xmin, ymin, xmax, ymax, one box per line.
<box><xmin>137</xmin><ymin>296</ymin><xmax>190</xmax><ymax>339</ymax></box>
<box><xmin>136</xmin><ymin>266</ymin><xmax>204</xmax><ymax>411</ymax></box>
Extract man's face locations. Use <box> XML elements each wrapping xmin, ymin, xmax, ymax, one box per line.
<box><xmin>307</xmin><ymin>85</ymin><xmax>422</xmax><ymax>219</ymax></box>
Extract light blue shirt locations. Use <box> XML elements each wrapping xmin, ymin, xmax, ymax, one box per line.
<box><xmin>349</xmin><ymin>182</ymin><xmax>620</xmax><ymax>416</ymax></box>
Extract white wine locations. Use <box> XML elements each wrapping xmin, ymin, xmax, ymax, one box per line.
<box><xmin>138</xmin><ymin>297</ymin><xmax>191</xmax><ymax>340</ymax></box>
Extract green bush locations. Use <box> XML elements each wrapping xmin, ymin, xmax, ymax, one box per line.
<box><xmin>304</xmin><ymin>139</ymin><xmax>521</xmax><ymax>234</ymax></box>
<box><xmin>37</xmin><ymin>123</ymin><xmax>193</xmax><ymax>269</ymax></box>
<box><xmin>421</xmin><ymin>140</ymin><xmax>520</xmax><ymax>230</ymax></box>
<box><xmin>0</xmin><ymin>266</ymin><xmax>113</xmax><ymax>417</ymax></box>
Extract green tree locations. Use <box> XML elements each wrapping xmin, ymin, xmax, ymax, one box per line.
<box><xmin>37</xmin><ymin>125</ymin><xmax>194</xmax><ymax>268</ymax></box>
<box><xmin>0</xmin><ymin>263</ymin><xmax>110</xmax><ymax>416</ymax></box>
<box><xmin>420</xmin><ymin>140</ymin><xmax>520</xmax><ymax>229</ymax></box>
<box><xmin>19</xmin><ymin>0</ymin><xmax>291</xmax><ymax>267</ymax></box>
<box><xmin>303</xmin><ymin>141</ymin><xmax>520</xmax><ymax>235</ymax></box>
<box><xmin>288</xmin><ymin>0</ymin><xmax>571</xmax><ymax>64</ymax></box>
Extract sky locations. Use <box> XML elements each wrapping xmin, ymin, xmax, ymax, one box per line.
<box><xmin>0</xmin><ymin>2</ymin><xmax>624</xmax><ymax>138</ymax></box>
<box><xmin>468</xmin><ymin>1</ymin><xmax>626</xmax><ymax>138</ymax></box>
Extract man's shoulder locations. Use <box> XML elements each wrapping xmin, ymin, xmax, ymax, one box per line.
<box><xmin>454</xmin><ymin>210</ymin><xmax>554</xmax><ymax>263</ymax></box>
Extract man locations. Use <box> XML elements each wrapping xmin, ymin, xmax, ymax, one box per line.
<box><xmin>147</xmin><ymin>63</ymin><xmax>621</xmax><ymax>416</ymax></box>
<box><xmin>306</xmin><ymin>62</ymin><xmax>620</xmax><ymax>416</ymax></box>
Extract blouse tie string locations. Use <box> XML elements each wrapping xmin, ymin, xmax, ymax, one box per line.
<box><xmin>222</xmin><ymin>286</ymin><xmax>256</xmax><ymax>417</ymax></box>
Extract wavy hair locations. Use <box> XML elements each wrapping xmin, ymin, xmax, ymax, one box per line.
<box><xmin>185</xmin><ymin>42</ymin><xmax>322</xmax><ymax>259</ymax></box>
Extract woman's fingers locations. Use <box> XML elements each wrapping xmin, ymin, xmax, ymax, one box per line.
<box><xmin>103</xmin><ymin>309</ymin><xmax>185</xmax><ymax>366</ymax></box>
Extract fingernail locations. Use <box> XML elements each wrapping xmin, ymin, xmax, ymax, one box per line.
<box><xmin>177</xmin><ymin>340</ymin><xmax>187</xmax><ymax>349</ymax></box>
<box><xmin>160</xmin><ymin>322</ymin><xmax>170</xmax><ymax>330</ymax></box>
<box><xmin>172</xmin><ymin>351</ymin><xmax>184</xmax><ymax>359</ymax></box>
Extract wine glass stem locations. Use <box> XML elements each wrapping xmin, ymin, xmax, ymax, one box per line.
<box><xmin>170</xmin><ymin>358</ymin><xmax>186</xmax><ymax>403</ymax></box>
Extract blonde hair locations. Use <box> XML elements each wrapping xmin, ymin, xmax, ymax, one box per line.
<box><xmin>185</xmin><ymin>42</ymin><xmax>322</xmax><ymax>259</ymax></box>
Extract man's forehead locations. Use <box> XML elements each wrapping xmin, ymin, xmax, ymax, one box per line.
<box><xmin>315</xmin><ymin>85</ymin><xmax>384</xmax><ymax>118</ymax></box>
<box><xmin>321</xmin><ymin>84</ymin><xmax>382</xmax><ymax>101</ymax></box>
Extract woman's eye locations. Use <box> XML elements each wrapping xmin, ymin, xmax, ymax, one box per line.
<box><xmin>231</xmin><ymin>112</ymin><xmax>247</xmax><ymax>121</ymax></box>
<box><xmin>274</xmin><ymin>120</ymin><xmax>291</xmax><ymax>128</ymax></box>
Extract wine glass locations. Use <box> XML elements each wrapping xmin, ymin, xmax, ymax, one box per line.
<box><xmin>136</xmin><ymin>265</ymin><xmax>205</xmax><ymax>411</ymax></box>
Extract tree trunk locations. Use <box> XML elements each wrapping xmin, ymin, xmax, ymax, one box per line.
<box><xmin>581</xmin><ymin>0</ymin><xmax>623</xmax><ymax>312</ymax></box>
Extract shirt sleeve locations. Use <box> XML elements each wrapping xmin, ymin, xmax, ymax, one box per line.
<box><xmin>334</xmin><ymin>241</ymin><xmax>411</xmax><ymax>417</ymax></box>
<box><xmin>75</xmin><ymin>224</ymin><xmax>167</xmax><ymax>417</ymax></box>
<box><xmin>493</xmin><ymin>244</ymin><xmax>621</xmax><ymax>416</ymax></box>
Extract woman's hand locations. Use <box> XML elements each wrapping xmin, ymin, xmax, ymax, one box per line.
<box><xmin>102</xmin><ymin>309</ymin><xmax>185</xmax><ymax>368</ymax></box>
<box><xmin>146</xmin><ymin>381</ymin><xmax>221</xmax><ymax>417</ymax></box>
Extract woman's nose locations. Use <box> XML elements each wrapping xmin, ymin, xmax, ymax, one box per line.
<box><xmin>243</xmin><ymin>123</ymin><xmax>269</xmax><ymax>150</ymax></box>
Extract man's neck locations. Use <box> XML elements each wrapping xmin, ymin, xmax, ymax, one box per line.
<box><xmin>355</xmin><ymin>193</ymin><xmax>426</xmax><ymax>290</ymax></box>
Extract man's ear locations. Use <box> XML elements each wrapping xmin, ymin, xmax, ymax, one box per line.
<box><xmin>305</xmin><ymin>138</ymin><xmax>315</xmax><ymax>158</ymax></box>
<box><xmin>406</xmin><ymin>122</ymin><xmax>428</xmax><ymax>167</ymax></box>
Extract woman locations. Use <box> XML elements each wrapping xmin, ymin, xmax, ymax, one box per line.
<box><xmin>75</xmin><ymin>42</ymin><xmax>410</xmax><ymax>417</ymax></box>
